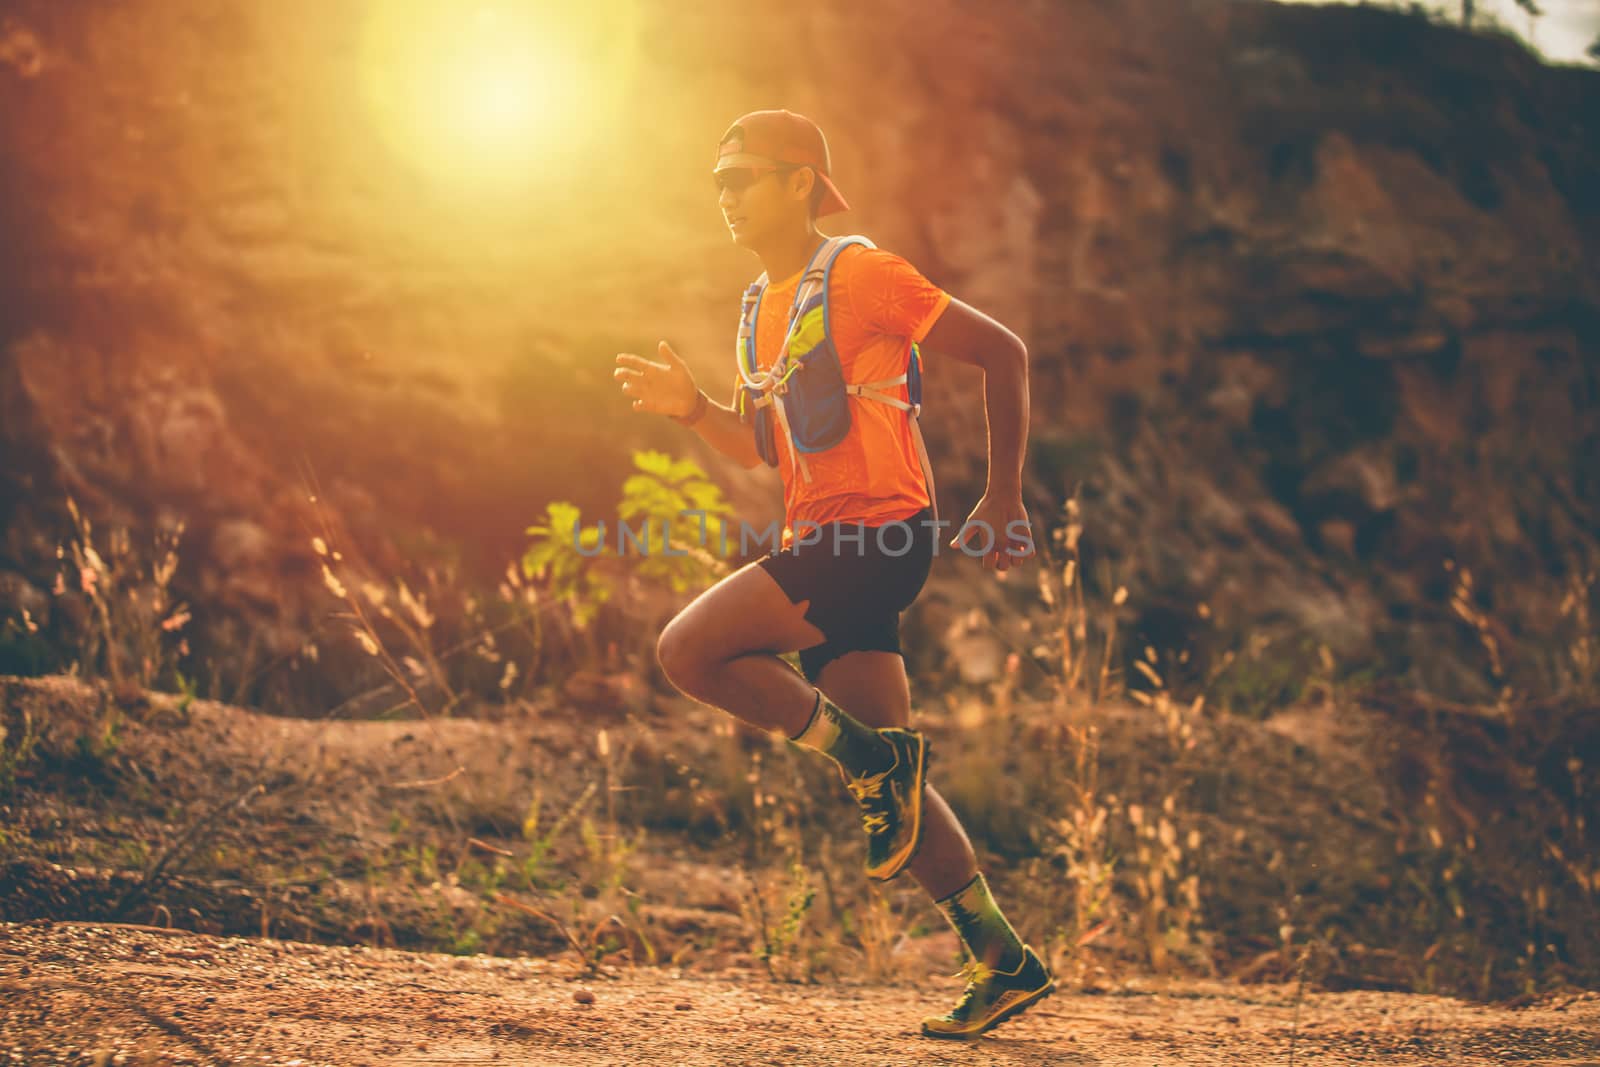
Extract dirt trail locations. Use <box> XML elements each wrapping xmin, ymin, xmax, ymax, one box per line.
<box><xmin>3</xmin><ymin>921</ymin><xmax>1597</xmax><ymax>1067</ymax></box>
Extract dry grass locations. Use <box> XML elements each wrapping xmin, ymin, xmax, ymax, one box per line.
<box><xmin>7</xmin><ymin>481</ymin><xmax>1592</xmax><ymax>998</ymax></box>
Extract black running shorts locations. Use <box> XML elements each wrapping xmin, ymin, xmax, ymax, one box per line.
<box><xmin>756</xmin><ymin>506</ymin><xmax>936</xmax><ymax>683</ymax></box>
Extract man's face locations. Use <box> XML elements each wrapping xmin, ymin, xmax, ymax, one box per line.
<box><xmin>716</xmin><ymin>160</ymin><xmax>809</xmax><ymax>248</ymax></box>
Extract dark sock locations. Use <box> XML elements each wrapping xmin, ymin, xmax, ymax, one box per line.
<box><xmin>789</xmin><ymin>690</ymin><xmax>894</xmax><ymax>779</ymax></box>
<box><xmin>934</xmin><ymin>872</ymin><xmax>1026</xmax><ymax>972</ymax></box>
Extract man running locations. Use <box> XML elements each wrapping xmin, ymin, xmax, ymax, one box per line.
<box><xmin>612</xmin><ymin>108</ymin><xmax>1051</xmax><ymax>1038</ymax></box>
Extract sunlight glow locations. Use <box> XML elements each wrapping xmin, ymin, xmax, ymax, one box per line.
<box><xmin>360</xmin><ymin>2</ymin><xmax>630</xmax><ymax>191</ymax></box>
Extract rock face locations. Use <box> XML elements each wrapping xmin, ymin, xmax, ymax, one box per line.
<box><xmin>0</xmin><ymin>0</ymin><xmax>1596</xmax><ymax>707</ymax></box>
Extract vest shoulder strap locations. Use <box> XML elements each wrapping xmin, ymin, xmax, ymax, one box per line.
<box><xmin>803</xmin><ymin>236</ymin><xmax>875</xmax><ymax>330</ymax></box>
<box><xmin>739</xmin><ymin>234</ymin><xmax>884</xmax><ymax>373</ymax></box>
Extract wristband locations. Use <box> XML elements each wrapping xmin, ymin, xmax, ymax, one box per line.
<box><xmin>670</xmin><ymin>389</ymin><xmax>709</xmax><ymax>427</ymax></box>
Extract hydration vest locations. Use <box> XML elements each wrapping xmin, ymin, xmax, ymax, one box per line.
<box><xmin>734</xmin><ymin>235</ymin><xmax>939</xmax><ymax>524</ymax></box>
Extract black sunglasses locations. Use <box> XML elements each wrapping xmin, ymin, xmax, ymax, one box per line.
<box><xmin>713</xmin><ymin>164</ymin><xmax>802</xmax><ymax>195</ymax></box>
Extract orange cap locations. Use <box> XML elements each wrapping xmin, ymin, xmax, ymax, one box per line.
<box><xmin>714</xmin><ymin>109</ymin><xmax>850</xmax><ymax>217</ymax></box>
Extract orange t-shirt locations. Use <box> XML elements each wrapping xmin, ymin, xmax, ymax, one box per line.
<box><xmin>731</xmin><ymin>241</ymin><xmax>951</xmax><ymax>550</ymax></box>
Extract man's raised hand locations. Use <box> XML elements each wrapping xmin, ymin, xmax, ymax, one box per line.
<box><xmin>614</xmin><ymin>341</ymin><xmax>699</xmax><ymax>417</ymax></box>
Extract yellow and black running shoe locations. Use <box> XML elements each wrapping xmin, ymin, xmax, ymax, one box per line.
<box><xmin>844</xmin><ymin>727</ymin><xmax>928</xmax><ymax>881</ymax></box>
<box><xmin>921</xmin><ymin>945</ymin><xmax>1056</xmax><ymax>1039</ymax></box>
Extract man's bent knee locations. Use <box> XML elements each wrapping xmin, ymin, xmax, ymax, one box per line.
<box><xmin>656</xmin><ymin>615</ymin><xmax>708</xmax><ymax>695</ymax></box>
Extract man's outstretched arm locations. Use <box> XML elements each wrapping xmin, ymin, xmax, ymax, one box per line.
<box><xmin>615</xmin><ymin>341</ymin><xmax>763</xmax><ymax>470</ymax></box>
<box><xmin>917</xmin><ymin>297</ymin><xmax>1034</xmax><ymax>568</ymax></box>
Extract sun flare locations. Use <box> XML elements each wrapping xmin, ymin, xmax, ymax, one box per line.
<box><xmin>360</xmin><ymin>2</ymin><xmax>628</xmax><ymax>191</ymax></box>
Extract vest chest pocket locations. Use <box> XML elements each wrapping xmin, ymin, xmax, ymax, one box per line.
<box><xmin>779</xmin><ymin>291</ymin><xmax>852</xmax><ymax>455</ymax></box>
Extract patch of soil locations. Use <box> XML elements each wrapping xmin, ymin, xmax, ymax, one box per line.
<box><xmin>3</xmin><ymin>921</ymin><xmax>1599</xmax><ymax>1066</ymax></box>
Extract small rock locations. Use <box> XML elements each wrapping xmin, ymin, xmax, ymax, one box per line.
<box><xmin>574</xmin><ymin>989</ymin><xmax>595</xmax><ymax>1005</ymax></box>
<box><xmin>674</xmin><ymin>1002</ymin><xmax>692</xmax><ymax>1011</ymax></box>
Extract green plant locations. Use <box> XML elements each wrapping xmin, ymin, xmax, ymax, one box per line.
<box><xmin>1207</xmin><ymin>634</ymin><xmax>1315</xmax><ymax>719</ymax></box>
<box><xmin>521</xmin><ymin>449</ymin><xmax>735</xmax><ymax>664</ymax></box>
<box><xmin>579</xmin><ymin>813</ymin><xmax>644</xmax><ymax>895</ymax></box>
<box><xmin>173</xmin><ymin>668</ymin><xmax>199</xmax><ymax>715</ymax></box>
<box><xmin>295</xmin><ymin>448</ymin><xmax>733</xmax><ymax>718</ymax></box>
<box><xmin>617</xmin><ymin>449</ymin><xmax>736</xmax><ymax>594</ymax></box>
<box><xmin>456</xmin><ymin>854</ymin><xmax>512</xmax><ymax>898</ymax></box>
<box><xmin>576</xmin><ymin>729</ymin><xmax>646</xmax><ymax>895</ymax></box>
<box><xmin>735</xmin><ymin>743</ymin><xmax>817</xmax><ymax>981</ymax></box>
<box><xmin>756</xmin><ymin>857</ymin><xmax>818</xmax><ymax>982</ymax></box>
<box><xmin>521</xmin><ymin>500</ymin><xmax>616</xmax><ymax>631</ymax></box>
<box><xmin>519</xmin><ymin>779</ymin><xmax>597</xmax><ymax>890</ymax></box>
<box><xmin>118</xmin><ymin>838</ymin><xmax>151</xmax><ymax>869</ymax></box>
<box><xmin>75</xmin><ymin>708</ymin><xmax>122</xmax><ymax>765</ymax></box>
<box><xmin>65</xmin><ymin>686</ymin><xmax>126</xmax><ymax>773</ymax></box>
<box><xmin>450</xmin><ymin>927</ymin><xmax>484</xmax><ymax>956</ymax></box>
<box><xmin>406</xmin><ymin>842</ymin><xmax>440</xmax><ymax>883</ymax></box>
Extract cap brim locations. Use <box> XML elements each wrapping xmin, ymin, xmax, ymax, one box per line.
<box><xmin>713</xmin><ymin>152</ymin><xmax>780</xmax><ymax>172</ymax></box>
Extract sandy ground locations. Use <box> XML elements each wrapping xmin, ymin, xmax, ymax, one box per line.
<box><xmin>3</xmin><ymin>920</ymin><xmax>1598</xmax><ymax>1067</ymax></box>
